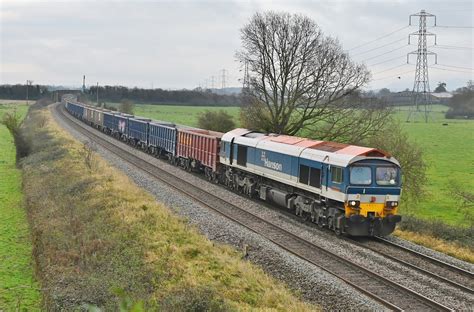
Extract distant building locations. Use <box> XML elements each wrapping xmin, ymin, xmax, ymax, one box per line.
<box><xmin>430</xmin><ymin>92</ymin><xmax>453</xmax><ymax>104</ymax></box>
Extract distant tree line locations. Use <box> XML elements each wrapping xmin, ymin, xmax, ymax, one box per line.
<box><xmin>0</xmin><ymin>84</ymin><xmax>241</xmax><ymax>107</ymax></box>
<box><xmin>0</xmin><ymin>84</ymin><xmax>49</xmax><ymax>100</ymax></box>
<box><xmin>88</xmin><ymin>85</ymin><xmax>241</xmax><ymax>106</ymax></box>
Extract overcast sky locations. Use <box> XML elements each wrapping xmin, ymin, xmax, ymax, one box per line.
<box><xmin>1</xmin><ymin>0</ymin><xmax>473</xmax><ymax>92</ymax></box>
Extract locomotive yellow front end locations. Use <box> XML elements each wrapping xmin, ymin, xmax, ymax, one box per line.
<box><xmin>344</xmin><ymin>160</ymin><xmax>402</xmax><ymax>236</ymax></box>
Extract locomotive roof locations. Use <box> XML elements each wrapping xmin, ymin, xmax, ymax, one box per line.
<box><xmin>222</xmin><ymin>128</ymin><xmax>399</xmax><ymax>167</ymax></box>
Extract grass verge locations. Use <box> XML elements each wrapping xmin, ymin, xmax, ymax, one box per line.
<box><xmin>395</xmin><ymin>215</ymin><xmax>474</xmax><ymax>263</ymax></box>
<box><xmin>0</xmin><ymin>102</ymin><xmax>41</xmax><ymax>310</ymax></box>
<box><xmin>20</xmin><ymin>104</ymin><xmax>317</xmax><ymax>310</ymax></box>
<box><xmin>394</xmin><ymin>229</ymin><xmax>474</xmax><ymax>264</ymax></box>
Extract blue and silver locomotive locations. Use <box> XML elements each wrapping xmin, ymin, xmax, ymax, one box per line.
<box><xmin>220</xmin><ymin>129</ymin><xmax>402</xmax><ymax>236</ymax></box>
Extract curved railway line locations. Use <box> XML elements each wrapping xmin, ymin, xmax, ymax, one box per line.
<box><xmin>55</xmin><ymin>103</ymin><xmax>464</xmax><ymax>311</ymax></box>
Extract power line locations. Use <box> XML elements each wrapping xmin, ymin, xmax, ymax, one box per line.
<box><xmin>433</xmin><ymin>25</ymin><xmax>474</xmax><ymax>29</ymax></box>
<box><xmin>348</xmin><ymin>25</ymin><xmax>410</xmax><ymax>51</ymax></box>
<box><xmin>368</xmin><ymin>55</ymin><xmax>406</xmax><ymax>67</ymax></box>
<box><xmin>361</xmin><ymin>45</ymin><xmax>410</xmax><ymax>62</ymax></box>
<box><xmin>437</xmin><ymin>63</ymin><xmax>474</xmax><ymax>71</ymax></box>
<box><xmin>431</xmin><ymin>66</ymin><xmax>473</xmax><ymax>74</ymax></box>
<box><xmin>430</xmin><ymin>44</ymin><xmax>473</xmax><ymax>50</ymax></box>
<box><xmin>371</xmin><ymin>69</ymin><xmax>416</xmax><ymax>81</ymax></box>
<box><xmin>351</xmin><ymin>38</ymin><xmax>406</xmax><ymax>57</ymax></box>
<box><xmin>372</xmin><ymin>63</ymin><xmax>411</xmax><ymax>76</ymax></box>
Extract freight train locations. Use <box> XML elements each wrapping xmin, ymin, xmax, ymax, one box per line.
<box><xmin>64</xmin><ymin>99</ymin><xmax>402</xmax><ymax>236</ymax></box>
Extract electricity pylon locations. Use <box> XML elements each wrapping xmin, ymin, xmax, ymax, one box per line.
<box><xmin>407</xmin><ymin>9</ymin><xmax>437</xmax><ymax>123</ymax></box>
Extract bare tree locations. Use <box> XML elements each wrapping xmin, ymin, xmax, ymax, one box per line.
<box><xmin>238</xmin><ymin>12</ymin><xmax>370</xmax><ymax>135</ymax></box>
<box><xmin>305</xmin><ymin>92</ymin><xmax>394</xmax><ymax>144</ymax></box>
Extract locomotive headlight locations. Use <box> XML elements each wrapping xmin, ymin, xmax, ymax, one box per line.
<box><xmin>348</xmin><ymin>200</ymin><xmax>360</xmax><ymax>208</ymax></box>
<box><xmin>386</xmin><ymin>201</ymin><xmax>399</xmax><ymax>208</ymax></box>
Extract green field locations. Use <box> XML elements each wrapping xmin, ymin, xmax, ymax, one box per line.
<box><xmin>109</xmin><ymin>103</ymin><xmax>241</xmax><ymax>127</ymax></box>
<box><xmin>393</xmin><ymin>105</ymin><xmax>474</xmax><ymax>226</ymax></box>
<box><xmin>0</xmin><ymin>102</ymin><xmax>41</xmax><ymax>309</ymax></box>
<box><xmin>128</xmin><ymin>103</ymin><xmax>473</xmax><ymax>227</ymax></box>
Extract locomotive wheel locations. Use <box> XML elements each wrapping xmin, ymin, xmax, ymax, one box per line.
<box><xmin>317</xmin><ymin>217</ymin><xmax>325</xmax><ymax>228</ymax></box>
<box><xmin>302</xmin><ymin>212</ymin><xmax>310</xmax><ymax>222</ymax></box>
<box><xmin>327</xmin><ymin>216</ymin><xmax>333</xmax><ymax>231</ymax></box>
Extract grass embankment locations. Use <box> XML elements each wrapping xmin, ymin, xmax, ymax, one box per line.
<box><xmin>21</xmin><ymin>104</ymin><xmax>316</xmax><ymax>310</ymax></box>
<box><xmin>0</xmin><ymin>102</ymin><xmax>41</xmax><ymax>309</ymax></box>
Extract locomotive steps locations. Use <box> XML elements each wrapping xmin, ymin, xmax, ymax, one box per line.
<box><xmin>54</xmin><ymin>102</ymin><xmax>474</xmax><ymax>311</ymax></box>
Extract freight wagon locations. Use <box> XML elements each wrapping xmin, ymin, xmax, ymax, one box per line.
<box><xmin>103</xmin><ymin>112</ymin><xmax>133</xmax><ymax>140</ymax></box>
<box><xmin>65</xmin><ymin>101</ymin><xmax>84</xmax><ymax>119</ymax></box>
<box><xmin>92</xmin><ymin>108</ymin><xmax>104</xmax><ymax>129</ymax></box>
<box><xmin>176</xmin><ymin>129</ymin><xmax>223</xmax><ymax>180</ymax></box>
<box><xmin>128</xmin><ymin>118</ymin><xmax>151</xmax><ymax>149</ymax></box>
<box><xmin>83</xmin><ymin>106</ymin><xmax>96</xmax><ymax>126</ymax></box>
<box><xmin>148</xmin><ymin>122</ymin><xmax>177</xmax><ymax>158</ymax></box>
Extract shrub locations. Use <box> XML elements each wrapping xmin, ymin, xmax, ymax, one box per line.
<box><xmin>1</xmin><ymin>110</ymin><xmax>31</xmax><ymax>159</ymax></box>
<box><xmin>445</xmin><ymin>81</ymin><xmax>474</xmax><ymax>119</ymax></box>
<box><xmin>119</xmin><ymin>100</ymin><xmax>135</xmax><ymax>114</ymax></box>
<box><xmin>197</xmin><ymin>110</ymin><xmax>236</xmax><ymax>132</ymax></box>
<box><xmin>1</xmin><ymin>110</ymin><xmax>22</xmax><ymax>134</ymax></box>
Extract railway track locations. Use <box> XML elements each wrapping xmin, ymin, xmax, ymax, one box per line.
<box><xmin>55</xmin><ymin>103</ymin><xmax>454</xmax><ymax>311</ymax></box>
<box><xmin>352</xmin><ymin>237</ymin><xmax>474</xmax><ymax>293</ymax></box>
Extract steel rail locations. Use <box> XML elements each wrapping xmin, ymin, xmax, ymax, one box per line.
<box><xmin>375</xmin><ymin>237</ymin><xmax>474</xmax><ymax>277</ymax></box>
<box><xmin>55</xmin><ymin>103</ymin><xmax>454</xmax><ymax>311</ymax></box>
<box><xmin>350</xmin><ymin>238</ymin><xmax>473</xmax><ymax>294</ymax></box>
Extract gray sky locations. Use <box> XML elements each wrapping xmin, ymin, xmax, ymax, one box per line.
<box><xmin>1</xmin><ymin>0</ymin><xmax>473</xmax><ymax>92</ymax></box>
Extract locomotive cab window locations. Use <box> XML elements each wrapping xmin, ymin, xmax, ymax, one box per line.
<box><xmin>299</xmin><ymin>165</ymin><xmax>309</xmax><ymax>184</ymax></box>
<box><xmin>376</xmin><ymin>167</ymin><xmax>398</xmax><ymax>186</ymax></box>
<box><xmin>309</xmin><ymin>167</ymin><xmax>321</xmax><ymax>188</ymax></box>
<box><xmin>331</xmin><ymin>167</ymin><xmax>343</xmax><ymax>184</ymax></box>
<box><xmin>237</xmin><ymin>145</ymin><xmax>247</xmax><ymax>167</ymax></box>
<box><xmin>350</xmin><ymin>166</ymin><xmax>371</xmax><ymax>185</ymax></box>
